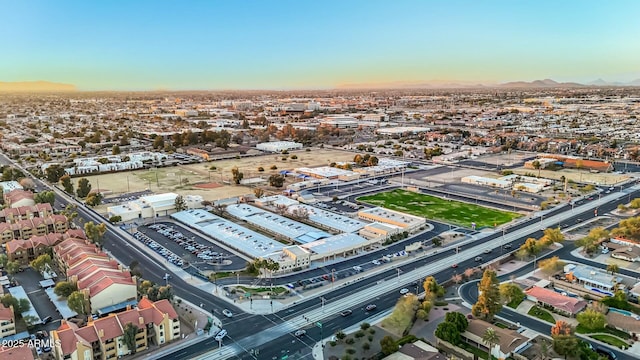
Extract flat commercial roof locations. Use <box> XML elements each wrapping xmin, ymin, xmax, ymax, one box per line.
<box><xmin>45</xmin><ymin>287</ymin><xmax>77</xmax><ymax>319</ymax></box>
<box><xmin>288</xmin><ymin>204</ymin><xmax>367</xmax><ymax>233</ymax></box>
<box><xmin>226</xmin><ymin>204</ymin><xmax>331</xmax><ymax>244</ymax></box>
<box><xmin>358</xmin><ymin>207</ymin><xmax>425</xmax><ymax>227</ymax></box>
<box><xmin>171</xmin><ymin>209</ymin><xmax>284</xmax><ymax>258</ymax></box>
<box><xmin>295</xmin><ymin>166</ymin><xmax>355</xmax><ymax>178</ymax></box>
<box><xmin>301</xmin><ymin>233</ymin><xmax>369</xmax><ymax>256</ymax></box>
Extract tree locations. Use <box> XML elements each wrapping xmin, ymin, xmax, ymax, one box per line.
<box><xmin>380</xmin><ymin>335</ymin><xmax>399</xmax><ymax>355</ymax></box>
<box><xmin>482</xmin><ymin>327</ymin><xmax>501</xmax><ymax>357</ymax></box>
<box><xmin>422</xmin><ymin>276</ymin><xmax>445</xmax><ymax>299</ymax></box>
<box><xmin>553</xmin><ymin>335</ymin><xmax>579</xmax><ymax>360</ymax></box>
<box><xmin>519</xmin><ymin>237</ymin><xmax>540</xmax><ymax>258</ymax></box>
<box><xmin>30</xmin><ymin>254</ymin><xmax>52</xmax><ymax>273</ymax></box>
<box><xmin>17</xmin><ymin>298</ymin><xmax>31</xmax><ymax>313</ymax></box>
<box><xmin>445</xmin><ymin>312</ymin><xmax>468</xmax><ymax>332</ymax></box>
<box><xmin>84</xmin><ymin>221</ymin><xmax>107</xmax><ymax>247</ymax></box>
<box><xmin>45</xmin><ymin>164</ymin><xmax>66</xmax><ymax>183</ymax></box>
<box><xmin>67</xmin><ymin>291</ymin><xmax>87</xmax><ymax>316</ymax></box>
<box><xmin>108</xmin><ymin>215</ymin><xmax>122</xmax><ymax>224</ymax></box>
<box><xmin>34</xmin><ymin>191</ymin><xmax>55</xmax><ymax>206</ymax></box>
<box><xmin>577</xmin><ymin>227</ymin><xmax>609</xmax><ymax>254</ymax></box>
<box><xmin>607</xmin><ymin>263</ymin><xmax>619</xmax><ymax>275</ymax></box>
<box><xmin>551</xmin><ymin>320</ymin><xmax>573</xmax><ymax>337</ymax></box>
<box><xmin>541</xmin><ymin>227</ymin><xmax>565</xmax><ymax>245</ymax></box>
<box><xmin>5</xmin><ymin>261</ymin><xmax>20</xmax><ymax>275</ymax></box>
<box><xmin>380</xmin><ymin>295</ymin><xmax>419</xmax><ymax>334</ymax></box>
<box><xmin>472</xmin><ymin>269</ymin><xmax>502</xmax><ymax>321</ymax></box>
<box><xmin>576</xmin><ymin>308</ymin><xmax>606</xmax><ymax>331</ymax></box>
<box><xmin>435</xmin><ymin>321</ymin><xmax>462</xmax><ymax>345</ymax></box>
<box><xmin>538</xmin><ymin>256</ymin><xmax>566</xmax><ymax>275</ymax></box>
<box><xmin>0</xmin><ymin>254</ymin><xmax>7</xmax><ymax>268</ymax></box>
<box><xmin>19</xmin><ymin>177</ymin><xmax>36</xmax><ymax>191</ymax></box>
<box><xmin>76</xmin><ymin>178</ymin><xmax>92</xmax><ymax>198</ymax></box>
<box><xmin>112</xmin><ymin>144</ymin><xmax>121</xmax><ymax>155</ymax></box>
<box><xmin>85</xmin><ymin>192</ymin><xmax>103</xmax><ymax>207</ymax></box>
<box><xmin>630</xmin><ymin>198</ymin><xmax>640</xmax><ymax>209</ymax></box>
<box><xmin>268</xmin><ymin>174</ymin><xmax>285</xmax><ymax>188</ymax></box>
<box><xmin>611</xmin><ymin>216</ymin><xmax>640</xmax><ymax>241</ymax></box>
<box><xmin>174</xmin><ymin>195</ymin><xmax>187</xmax><ymax>212</ymax></box>
<box><xmin>253</xmin><ymin>188</ymin><xmax>265</xmax><ymax>198</ymax></box>
<box><xmin>532</xmin><ymin>160</ymin><xmax>542</xmax><ymax>177</ymax></box>
<box><xmin>54</xmin><ymin>281</ymin><xmax>78</xmax><ymax>298</ymax></box>
<box><xmin>122</xmin><ymin>322</ymin><xmax>139</xmax><ymax>354</ymax></box>
<box><xmin>231</xmin><ymin>167</ymin><xmax>244</xmax><ymax>185</ymax></box>
<box><xmin>499</xmin><ymin>282</ymin><xmax>524</xmax><ymax>305</ymax></box>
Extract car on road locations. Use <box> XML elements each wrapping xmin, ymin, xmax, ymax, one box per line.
<box><xmin>365</xmin><ymin>304</ymin><xmax>377</xmax><ymax>311</ymax></box>
<box><xmin>474</xmin><ymin>256</ymin><xmax>482</xmax><ymax>262</ymax></box>
<box><xmin>451</xmin><ymin>263</ymin><xmax>458</xmax><ymax>268</ymax></box>
<box><xmin>400</xmin><ymin>288</ymin><xmax>409</xmax><ymax>295</ymax></box>
<box><xmin>503</xmin><ymin>244</ymin><xmax>512</xmax><ymax>249</ymax></box>
<box><xmin>352</xmin><ymin>266</ymin><xmax>363</xmax><ymax>272</ymax></box>
<box><xmin>340</xmin><ymin>310</ymin><xmax>352</xmax><ymax>317</ymax></box>
<box><xmin>371</xmin><ymin>260</ymin><xmax>381</xmax><ymax>265</ymax></box>
<box><xmin>42</xmin><ymin>316</ymin><xmax>53</xmax><ymax>324</ymax></box>
<box><xmin>294</xmin><ymin>329</ymin><xmax>306</xmax><ymax>337</ymax></box>
<box><xmin>483</xmin><ymin>249</ymin><xmax>491</xmax><ymax>254</ymax></box>
<box><xmin>214</xmin><ymin>329</ymin><xmax>227</xmax><ymax>341</ymax></box>
<box><xmin>222</xmin><ymin>309</ymin><xmax>233</xmax><ymax>318</ymax></box>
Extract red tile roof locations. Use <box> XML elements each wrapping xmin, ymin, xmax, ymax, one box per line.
<box><xmin>0</xmin><ymin>304</ymin><xmax>14</xmax><ymax>321</ymax></box>
<box><xmin>0</xmin><ymin>345</ymin><xmax>35</xmax><ymax>359</ymax></box>
<box><xmin>525</xmin><ymin>286</ymin><xmax>587</xmax><ymax>315</ymax></box>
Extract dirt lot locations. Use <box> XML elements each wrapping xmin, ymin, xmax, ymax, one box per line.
<box><xmin>80</xmin><ymin>148</ymin><xmax>357</xmax><ymax>202</ymax></box>
<box><xmin>512</xmin><ymin>167</ymin><xmax>629</xmax><ymax>186</ymax></box>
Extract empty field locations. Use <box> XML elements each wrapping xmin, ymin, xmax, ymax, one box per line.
<box><xmin>357</xmin><ymin>189</ymin><xmax>521</xmax><ymax>228</ymax></box>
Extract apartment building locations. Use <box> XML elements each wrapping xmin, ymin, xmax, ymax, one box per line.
<box><xmin>0</xmin><ymin>203</ymin><xmax>54</xmax><ymax>223</ymax></box>
<box><xmin>51</xmin><ymin>297</ymin><xmax>180</xmax><ymax>360</ymax></box>
<box><xmin>3</xmin><ymin>189</ymin><xmax>35</xmax><ymax>208</ymax></box>
<box><xmin>0</xmin><ymin>304</ymin><xmax>16</xmax><ymax>339</ymax></box>
<box><xmin>0</xmin><ymin>214</ymin><xmax>69</xmax><ymax>244</ymax></box>
<box><xmin>54</xmin><ymin>238</ymin><xmax>137</xmax><ymax>315</ymax></box>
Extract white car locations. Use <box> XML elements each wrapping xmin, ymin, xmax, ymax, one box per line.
<box><xmin>214</xmin><ymin>329</ymin><xmax>227</xmax><ymax>341</ymax></box>
<box><xmin>222</xmin><ymin>309</ymin><xmax>233</xmax><ymax>318</ymax></box>
<box><xmin>371</xmin><ymin>260</ymin><xmax>381</xmax><ymax>265</ymax></box>
<box><xmin>400</xmin><ymin>288</ymin><xmax>410</xmax><ymax>295</ymax></box>
<box><xmin>294</xmin><ymin>329</ymin><xmax>306</xmax><ymax>337</ymax></box>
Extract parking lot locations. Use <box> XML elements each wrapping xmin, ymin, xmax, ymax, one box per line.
<box><xmin>137</xmin><ymin>222</ymin><xmax>247</xmax><ymax>272</ymax></box>
<box><xmin>12</xmin><ymin>268</ymin><xmax>63</xmax><ymax>331</ymax></box>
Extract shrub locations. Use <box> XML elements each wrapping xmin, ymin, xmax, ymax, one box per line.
<box><xmin>346</xmin><ymin>348</ymin><xmax>356</xmax><ymax>355</ymax></box>
<box><xmin>345</xmin><ymin>337</ymin><xmax>355</xmax><ymax>345</ymax></box>
<box><xmin>329</xmin><ymin>341</ymin><xmax>336</xmax><ymax>347</ymax></box>
<box><xmin>355</xmin><ymin>330</ymin><xmax>365</xmax><ymax>338</ymax></box>
<box><xmin>270</xmin><ymin>165</ymin><xmax>278</xmax><ymax>170</ymax></box>
<box><xmin>360</xmin><ymin>322</ymin><xmax>370</xmax><ymax>330</ymax></box>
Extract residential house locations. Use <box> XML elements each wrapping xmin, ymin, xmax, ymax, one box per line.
<box><xmin>462</xmin><ymin>319</ymin><xmax>530</xmax><ymax>360</ymax></box>
<box><xmin>51</xmin><ymin>298</ymin><xmax>180</xmax><ymax>360</ymax></box>
<box><xmin>524</xmin><ymin>286</ymin><xmax>587</xmax><ymax>317</ymax></box>
<box><xmin>383</xmin><ymin>340</ymin><xmax>445</xmax><ymax>360</ymax></box>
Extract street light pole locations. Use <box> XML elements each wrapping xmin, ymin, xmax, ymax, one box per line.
<box><xmin>331</xmin><ymin>269</ymin><xmax>335</xmax><ymax>290</ymax></box>
<box><xmin>321</xmin><ymin>297</ymin><xmax>326</xmax><ymax>312</ymax></box>
<box><xmin>396</xmin><ymin>268</ymin><xmax>401</xmax><ymax>282</ymax></box>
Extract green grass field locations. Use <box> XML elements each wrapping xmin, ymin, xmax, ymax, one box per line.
<box><xmin>357</xmin><ymin>189</ymin><xmax>521</xmax><ymax>228</ymax></box>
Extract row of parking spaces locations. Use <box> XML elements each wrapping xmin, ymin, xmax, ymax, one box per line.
<box><xmin>286</xmin><ymin>251</ymin><xmax>410</xmax><ymax>290</ymax></box>
<box><xmin>133</xmin><ymin>232</ymin><xmax>185</xmax><ymax>267</ymax></box>
<box><xmin>149</xmin><ymin>223</ymin><xmax>228</xmax><ymax>262</ymax></box>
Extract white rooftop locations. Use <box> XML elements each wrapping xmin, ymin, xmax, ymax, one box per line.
<box><xmin>171</xmin><ymin>209</ymin><xmax>284</xmax><ymax>258</ymax></box>
<box><xmin>301</xmin><ymin>233</ymin><xmax>370</xmax><ymax>256</ymax></box>
<box><xmin>226</xmin><ymin>204</ymin><xmax>331</xmax><ymax>243</ymax></box>
<box><xmin>288</xmin><ymin>204</ymin><xmax>367</xmax><ymax>233</ymax></box>
<box><xmin>295</xmin><ymin>166</ymin><xmax>355</xmax><ymax>178</ymax></box>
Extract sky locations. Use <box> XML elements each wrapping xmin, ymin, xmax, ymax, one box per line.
<box><xmin>2</xmin><ymin>0</ymin><xmax>640</xmax><ymax>90</ymax></box>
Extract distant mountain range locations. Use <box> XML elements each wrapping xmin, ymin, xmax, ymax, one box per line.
<box><xmin>337</xmin><ymin>78</ymin><xmax>640</xmax><ymax>89</ymax></box>
<box><xmin>0</xmin><ymin>81</ymin><xmax>77</xmax><ymax>92</ymax></box>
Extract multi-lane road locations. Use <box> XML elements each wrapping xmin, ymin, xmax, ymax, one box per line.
<box><xmin>3</xmin><ymin>153</ymin><xmax>639</xmax><ymax>360</ymax></box>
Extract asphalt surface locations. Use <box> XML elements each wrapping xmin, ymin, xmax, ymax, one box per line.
<box><xmin>3</xmin><ymin>153</ymin><xmax>639</xmax><ymax>360</ymax></box>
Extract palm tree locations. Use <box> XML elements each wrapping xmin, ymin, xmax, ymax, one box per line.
<box><xmin>482</xmin><ymin>327</ymin><xmax>501</xmax><ymax>360</ymax></box>
<box><xmin>607</xmin><ymin>263</ymin><xmax>619</xmax><ymax>275</ymax></box>
<box><xmin>532</xmin><ymin>160</ymin><xmax>542</xmax><ymax>177</ymax></box>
